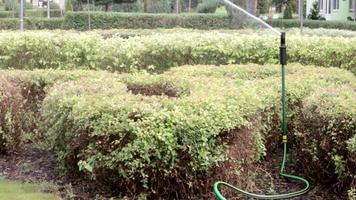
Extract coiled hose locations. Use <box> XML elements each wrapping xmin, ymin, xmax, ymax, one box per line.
<box><xmin>213</xmin><ymin>63</ymin><xmax>310</xmax><ymax>199</ymax></box>
<box><xmin>213</xmin><ymin>142</ymin><xmax>310</xmax><ymax>199</ymax></box>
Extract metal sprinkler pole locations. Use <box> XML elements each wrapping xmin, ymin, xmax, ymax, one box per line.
<box><xmin>20</xmin><ymin>0</ymin><xmax>24</xmax><ymax>31</ymax></box>
<box><xmin>47</xmin><ymin>0</ymin><xmax>50</xmax><ymax>19</ymax></box>
<box><xmin>299</xmin><ymin>0</ymin><xmax>304</xmax><ymax>33</ymax></box>
<box><xmin>87</xmin><ymin>0</ymin><xmax>91</xmax><ymax>30</ymax></box>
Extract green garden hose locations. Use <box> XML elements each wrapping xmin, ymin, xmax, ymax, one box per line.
<box><xmin>213</xmin><ymin>33</ymin><xmax>310</xmax><ymax>199</ymax></box>
<box><xmin>213</xmin><ymin>141</ymin><xmax>310</xmax><ymax>200</ymax></box>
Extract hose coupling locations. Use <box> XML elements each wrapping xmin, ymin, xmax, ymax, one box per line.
<box><xmin>282</xmin><ymin>135</ymin><xmax>288</xmax><ymax>143</ymax></box>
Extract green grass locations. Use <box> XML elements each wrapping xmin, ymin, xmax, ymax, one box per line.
<box><xmin>0</xmin><ymin>179</ymin><xmax>58</xmax><ymax>200</ymax></box>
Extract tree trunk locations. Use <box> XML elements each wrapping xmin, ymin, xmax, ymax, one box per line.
<box><xmin>245</xmin><ymin>0</ymin><xmax>257</xmax><ymax>14</ymax></box>
<box><xmin>105</xmin><ymin>2</ymin><xmax>112</xmax><ymax>11</ymax></box>
<box><xmin>354</xmin><ymin>0</ymin><xmax>356</xmax><ymax>21</ymax></box>
<box><xmin>188</xmin><ymin>0</ymin><xmax>191</xmax><ymax>12</ymax></box>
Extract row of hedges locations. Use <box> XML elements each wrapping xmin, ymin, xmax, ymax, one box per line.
<box><xmin>63</xmin><ymin>12</ymin><xmax>356</xmax><ymax>31</ymax></box>
<box><xmin>0</xmin><ymin>32</ymin><xmax>355</xmax><ymax>74</ymax></box>
<box><xmin>92</xmin><ymin>28</ymin><xmax>356</xmax><ymax>39</ymax></box>
<box><xmin>0</xmin><ymin>64</ymin><xmax>354</xmax><ymax>199</ymax></box>
<box><xmin>0</xmin><ymin>10</ymin><xmax>62</xmax><ymax>18</ymax></box>
<box><xmin>1</xmin><ymin>11</ymin><xmax>356</xmax><ymax>31</ymax></box>
<box><xmin>269</xmin><ymin>19</ymin><xmax>356</xmax><ymax>31</ymax></box>
<box><xmin>0</xmin><ymin>18</ymin><xmax>63</xmax><ymax>29</ymax></box>
<box><xmin>63</xmin><ymin>12</ymin><xmax>232</xmax><ymax>30</ymax></box>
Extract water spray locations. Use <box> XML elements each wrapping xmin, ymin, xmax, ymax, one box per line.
<box><xmin>213</xmin><ymin>1</ymin><xmax>310</xmax><ymax>199</ymax></box>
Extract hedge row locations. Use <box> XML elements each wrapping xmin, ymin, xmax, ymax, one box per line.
<box><xmin>0</xmin><ymin>10</ymin><xmax>62</xmax><ymax>18</ymax></box>
<box><xmin>0</xmin><ymin>32</ymin><xmax>355</xmax><ymax>74</ymax></box>
<box><xmin>93</xmin><ymin>28</ymin><xmax>356</xmax><ymax>39</ymax></box>
<box><xmin>269</xmin><ymin>19</ymin><xmax>356</xmax><ymax>31</ymax></box>
<box><xmin>0</xmin><ymin>64</ymin><xmax>354</xmax><ymax>198</ymax></box>
<box><xmin>63</xmin><ymin>12</ymin><xmax>356</xmax><ymax>31</ymax></box>
<box><xmin>63</xmin><ymin>12</ymin><xmax>232</xmax><ymax>30</ymax></box>
<box><xmin>0</xmin><ymin>18</ymin><xmax>63</xmax><ymax>30</ymax></box>
<box><xmin>1</xmin><ymin>11</ymin><xmax>356</xmax><ymax>31</ymax></box>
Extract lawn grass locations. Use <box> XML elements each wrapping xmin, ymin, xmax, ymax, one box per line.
<box><xmin>0</xmin><ymin>178</ymin><xmax>58</xmax><ymax>200</ymax></box>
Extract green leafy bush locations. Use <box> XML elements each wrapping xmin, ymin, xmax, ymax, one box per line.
<box><xmin>111</xmin><ymin>2</ymin><xmax>143</xmax><ymax>12</ymax></box>
<box><xmin>0</xmin><ymin>70</ymin><xmax>112</xmax><ymax>153</ymax></box>
<box><xmin>294</xmin><ymin>85</ymin><xmax>356</xmax><ymax>195</ymax></box>
<box><xmin>63</xmin><ymin>12</ymin><xmax>231</xmax><ymax>30</ymax></box>
<box><xmin>0</xmin><ymin>18</ymin><xmax>63</xmax><ymax>30</ymax></box>
<box><xmin>0</xmin><ymin>9</ymin><xmax>62</xmax><ymax>18</ymax></box>
<box><xmin>0</xmin><ymin>64</ymin><xmax>354</xmax><ymax>198</ymax></box>
<box><xmin>0</xmin><ymin>11</ymin><xmax>13</xmax><ymax>18</ymax></box>
<box><xmin>146</xmin><ymin>0</ymin><xmax>171</xmax><ymax>13</ymax></box>
<box><xmin>349</xmin><ymin>188</ymin><xmax>356</xmax><ymax>200</ymax></box>
<box><xmin>308</xmin><ymin>1</ymin><xmax>321</xmax><ymax>20</ymax></box>
<box><xmin>4</xmin><ymin>0</ymin><xmax>18</xmax><ymax>12</ymax></box>
<box><xmin>197</xmin><ymin>0</ymin><xmax>219</xmax><ymax>13</ymax></box>
<box><xmin>1</xmin><ymin>31</ymin><xmax>355</xmax><ymax>74</ymax></box>
<box><xmin>269</xmin><ymin>19</ymin><xmax>356</xmax><ymax>31</ymax></box>
<box><xmin>26</xmin><ymin>9</ymin><xmax>63</xmax><ymax>18</ymax></box>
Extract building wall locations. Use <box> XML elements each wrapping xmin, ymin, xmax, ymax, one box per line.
<box><xmin>26</xmin><ymin>0</ymin><xmax>39</xmax><ymax>7</ymax></box>
<box><xmin>306</xmin><ymin>0</ymin><xmax>354</xmax><ymax>20</ymax></box>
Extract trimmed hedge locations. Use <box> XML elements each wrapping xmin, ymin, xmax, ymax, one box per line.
<box><xmin>269</xmin><ymin>19</ymin><xmax>356</xmax><ymax>31</ymax></box>
<box><xmin>1</xmin><ymin>11</ymin><xmax>356</xmax><ymax>31</ymax></box>
<box><xmin>0</xmin><ymin>64</ymin><xmax>354</xmax><ymax>198</ymax></box>
<box><xmin>26</xmin><ymin>9</ymin><xmax>62</xmax><ymax>18</ymax></box>
<box><xmin>0</xmin><ymin>32</ymin><xmax>355</xmax><ymax>74</ymax></box>
<box><xmin>0</xmin><ymin>18</ymin><xmax>63</xmax><ymax>30</ymax></box>
<box><xmin>63</xmin><ymin>12</ymin><xmax>232</xmax><ymax>30</ymax></box>
<box><xmin>63</xmin><ymin>12</ymin><xmax>356</xmax><ymax>31</ymax></box>
<box><xmin>295</xmin><ymin>85</ymin><xmax>355</xmax><ymax>188</ymax></box>
<box><xmin>0</xmin><ymin>9</ymin><xmax>62</xmax><ymax>18</ymax></box>
<box><xmin>0</xmin><ymin>11</ymin><xmax>13</xmax><ymax>18</ymax></box>
<box><xmin>0</xmin><ymin>70</ymin><xmax>104</xmax><ymax>153</ymax></box>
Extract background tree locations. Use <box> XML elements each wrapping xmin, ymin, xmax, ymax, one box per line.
<box><xmin>308</xmin><ymin>1</ymin><xmax>320</xmax><ymax>20</ymax></box>
<box><xmin>65</xmin><ymin>0</ymin><xmax>74</xmax><ymax>11</ymax></box>
<box><xmin>283</xmin><ymin>0</ymin><xmax>296</xmax><ymax>19</ymax></box>
<box><xmin>257</xmin><ymin>0</ymin><xmax>271</xmax><ymax>14</ymax></box>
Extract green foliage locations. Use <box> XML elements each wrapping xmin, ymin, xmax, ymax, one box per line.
<box><xmin>0</xmin><ymin>31</ymin><xmax>355</xmax><ymax>74</ymax></box>
<box><xmin>349</xmin><ymin>188</ymin><xmax>356</xmax><ymax>200</ymax></box>
<box><xmin>42</xmin><ymin>64</ymin><xmax>355</xmax><ymax>198</ymax></box>
<box><xmin>269</xmin><ymin>19</ymin><xmax>356</xmax><ymax>30</ymax></box>
<box><xmin>0</xmin><ymin>9</ymin><xmax>62</xmax><ymax>18</ymax></box>
<box><xmin>294</xmin><ymin>85</ymin><xmax>355</xmax><ymax>193</ymax></box>
<box><xmin>4</xmin><ymin>0</ymin><xmax>18</xmax><ymax>11</ymax></box>
<box><xmin>283</xmin><ymin>0</ymin><xmax>294</xmax><ymax>19</ymax></box>
<box><xmin>63</xmin><ymin>12</ymin><xmax>231</xmax><ymax>30</ymax></box>
<box><xmin>146</xmin><ymin>0</ymin><xmax>171</xmax><ymax>13</ymax></box>
<box><xmin>25</xmin><ymin>1</ymin><xmax>33</xmax><ymax>9</ymax></box>
<box><xmin>26</xmin><ymin>9</ymin><xmax>62</xmax><ymax>18</ymax></box>
<box><xmin>347</xmin><ymin>134</ymin><xmax>356</xmax><ymax>154</ymax></box>
<box><xmin>0</xmin><ymin>64</ymin><xmax>354</xmax><ymax>198</ymax></box>
<box><xmin>308</xmin><ymin>1</ymin><xmax>320</xmax><ymax>20</ymax></box>
<box><xmin>257</xmin><ymin>0</ymin><xmax>271</xmax><ymax>14</ymax></box>
<box><xmin>65</xmin><ymin>0</ymin><xmax>74</xmax><ymax>11</ymax></box>
<box><xmin>111</xmin><ymin>2</ymin><xmax>143</xmax><ymax>12</ymax></box>
<box><xmin>0</xmin><ymin>18</ymin><xmax>63</xmax><ymax>29</ymax></box>
<box><xmin>197</xmin><ymin>0</ymin><xmax>219</xmax><ymax>13</ymax></box>
<box><xmin>0</xmin><ymin>70</ymin><xmax>108</xmax><ymax>153</ymax></box>
<box><xmin>0</xmin><ymin>11</ymin><xmax>13</xmax><ymax>18</ymax></box>
<box><xmin>50</xmin><ymin>1</ymin><xmax>61</xmax><ymax>10</ymax></box>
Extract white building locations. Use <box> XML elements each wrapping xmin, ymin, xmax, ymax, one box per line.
<box><xmin>28</xmin><ymin>0</ymin><xmax>65</xmax><ymax>10</ymax></box>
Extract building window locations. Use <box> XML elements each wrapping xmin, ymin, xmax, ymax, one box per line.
<box><xmin>350</xmin><ymin>0</ymin><xmax>355</xmax><ymax>10</ymax></box>
<box><xmin>333</xmin><ymin>0</ymin><xmax>339</xmax><ymax>10</ymax></box>
<box><xmin>319</xmin><ymin>0</ymin><xmax>324</xmax><ymax>10</ymax></box>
